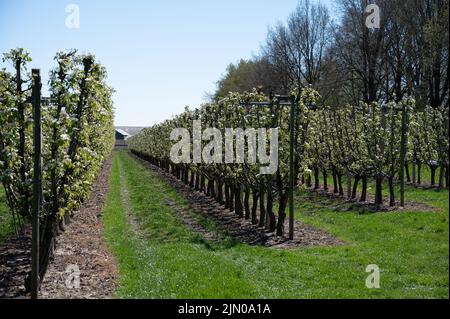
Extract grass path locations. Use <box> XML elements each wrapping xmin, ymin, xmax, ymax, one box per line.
<box><xmin>102</xmin><ymin>151</ymin><xmax>449</xmax><ymax>298</ymax></box>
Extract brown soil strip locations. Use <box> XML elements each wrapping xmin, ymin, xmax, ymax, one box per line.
<box><xmin>307</xmin><ymin>185</ymin><xmax>438</xmax><ymax>212</ymax></box>
<box><xmin>406</xmin><ymin>182</ymin><xmax>449</xmax><ymax>191</ymax></box>
<box><xmin>0</xmin><ymin>157</ymin><xmax>118</xmax><ymax>299</ymax></box>
<box><xmin>39</xmin><ymin>157</ymin><xmax>117</xmax><ymax>299</ymax></box>
<box><xmin>130</xmin><ymin>153</ymin><xmax>343</xmax><ymax>249</ymax></box>
<box><xmin>120</xmin><ymin>155</ymin><xmax>222</xmax><ymax>244</ymax></box>
<box><xmin>119</xmin><ymin>170</ymin><xmax>140</xmax><ymax>234</ymax></box>
<box><xmin>0</xmin><ymin>227</ymin><xmax>31</xmax><ymax>298</ymax></box>
<box><xmin>164</xmin><ymin>198</ymin><xmax>223</xmax><ymax>243</ymax></box>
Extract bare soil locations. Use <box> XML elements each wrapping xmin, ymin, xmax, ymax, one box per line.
<box><xmin>307</xmin><ymin>185</ymin><xmax>438</xmax><ymax>213</ymax></box>
<box><xmin>0</xmin><ymin>157</ymin><xmax>117</xmax><ymax>299</ymax></box>
<box><xmin>40</xmin><ymin>157</ymin><xmax>117</xmax><ymax>299</ymax></box>
<box><xmin>0</xmin><ymin>227</ymin><xmax>31</xmax><ymax>298</ymax></box>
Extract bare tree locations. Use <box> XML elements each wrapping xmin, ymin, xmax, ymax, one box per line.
<box><xmin>263</xmin><ymin>0</ymin><xmax>333</xmax><ymax>92</ymax></box>
<box><xmin>333</xmin><ymin>0</ymin><xmax>391</xmax><ymax>104</ymax></box>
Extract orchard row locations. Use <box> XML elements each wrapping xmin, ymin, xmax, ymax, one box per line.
<box><xmin>0</xmin><ymin>48</ymin><xmax>114</xmax><ymax>288</ymax></box>
<box><xmin>129</xmin><ymin>88</ymin><xmax>449</xmax><ymax>237</ymax></box>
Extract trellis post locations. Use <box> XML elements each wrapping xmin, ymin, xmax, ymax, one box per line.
<box><xmin>31</xmin><ymin>69</ymin><xmax>42</xmax><ymax>299</ymax></box>
<box><xmin>399</xmin><ymin>102</ymin><xmax>408</xmax><ymax>207</ymax></box>
<box><xmin>288</xmin><ymin>95</ymin><xmax>296</xmax><ymax>240</ymax></box>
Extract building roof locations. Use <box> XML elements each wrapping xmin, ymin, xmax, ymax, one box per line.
<box><xmin>115</xmin><ymin>128</ymin><xmax>130</xmax><ymax>137</ymax></box>
<box><xmin>115</xmin><ymin>126</ymin><xmax>146</xmax><ymax>136</ymax></box>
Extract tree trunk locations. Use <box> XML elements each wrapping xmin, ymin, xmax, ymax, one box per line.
<box><xmin>189</xmin><ymin>170</ymin><xmax>195</xmax><ymax>188</ymax></box>
<box><xmin>26</xmin><ymin>214</ymin><xmax>57</xmax><ymax>292</ymax></box>
<box><xmin>266</xmin><ymin>190</ymin><xmax>276</xmax><ymax>232</ymax></box>
<box><xmin>212</xmin><ymin>179</ymin><xmax>217</xmax><ymax>198</ymax></box>
<box><xmin>446</xmin><ymin>164</ymin><xmax>449</xmax><ymax>188</ymax></box>
<box><xmin>438</xmin><ymin>163</ymin><xmax>444</xmax><ymax>189</ymax></box>
<box><xmin>58</xmin><ymin>217</ymin><xmax>66</xmax><ymax>233</ymax></box>
<box><xmin>314</xmin><ymin>167</ymin><xmax>320</xmax><ymax>189</ymax></box>
<box><xmin>38</xmin><ymin>219</ymin><xmax>57</xmax><ymax>285</ymax></box>
<box><xmin>235</xmin><ymin>183</ymin><xmax>243</xmax><ymax>218</ymax></box>
<box><xmin>258</xmin><ymin>186</ymin><xmax>266</xmax><ymax>228</ymax></box>
<box><xmin>417</xmin><ymin>162</ymin><xmax>421</xmax><ymax>185</ymax></box>
<box><xmin>244</xmin><ymin>187</ymin><xmax>250</xmax><ymax>220</ymax></box>
<box><xmin>332</xmin><ymin>169</ymin><xmax>338</xmax><ymax>194</ymax></box>
<box><xmin>375</xmin><ymin>176</ymin><xmax>383</xmax><ymax>207</ymax></box>
<box><xmin>200</xmin><ymin>174</ymin><xmax>205</xmax><ymax>193</ymax></box>
<box><xmin>64</xmin><ymin>211</ymin><xmax>71</xmax><ymax>225</ymax></box>
<box><xmin>251</xmin><ymin>190</ymin><xmax>258</xmax><ymax>225</ymax></box>
<box><xmin>360</xmin><ymin>175</ymin><xmax>368</xmax><ymax>202</ymax></box>
<box><xmin>217</xmin><ymin>179</ymin><xmax>224</xmax><ymax>205</ymax></box>
<box><xmin>224</xmin><ymin>182</ymin><xmax>230</xmax><ymax>209</ymax></box>
<box><xmin>206</xmin><ymin>178</ymin><xmax>211</xmax><ymax>196</ymax></box>
<box><xmin>388</xmin><ymin>176</ymin><xmax>395</xmax><ymax>206</ymax></box>
<box><xmin>405</xmin><ymin>163</ymin><xmax>411</xmax><ymax>183</ymax></box>
<box><xmin>430</xmin><ymin>165</ymin><xmax>437</xmax><ymax>186</ymax></box>
<box><xmin>352</xmin><ymin>175</ymin><xmax>360</xmax><ymax>199</ymax></box>
<box><xmin>229</xmin><ymin>183</ymin><xmax>235</xmax><ymax>212</ymax></box>
<box><xmin>323</xmin><ymin>171</ymin><xmax>328</xmax><ymax>191</ymax></box>
<box><xmin>195</xmin><ymin>173</ymin><xmax>200</xmax><ymax>191</ymax></box>
<box><xmin>184</xmin><ymin>168</ymin><xmax>189</xmax><ymax>184</ymax></box>
<box><xmin>276</xmin><ymin>192</ymin><xmax>289</xmax><ymax>237</ymax></box>
<box><xmin>346</xmin><ymin>172</ymin><xmax>352</xmax><ymax>198</ymax></box>
<box><xmin>337</xmin><ymin>172</ymin><xmax>344</xmax><ymax>196</ymax></box>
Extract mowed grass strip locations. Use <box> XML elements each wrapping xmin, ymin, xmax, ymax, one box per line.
<box><xmin>102</xmin><ymin>151</ymin><xmax>449</xmax><ymax>298</ymax></box>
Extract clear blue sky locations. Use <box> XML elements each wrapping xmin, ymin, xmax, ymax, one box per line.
<box><xmin>0</xmin><ymin>0</ymin><xmax>335</xmax><ymax>126</ymax></box>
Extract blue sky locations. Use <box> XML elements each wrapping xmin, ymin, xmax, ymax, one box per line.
<box><xmin>0</xmin><ymin>0</ymin><xmax>335</xmax><ymax>126</ymax></box>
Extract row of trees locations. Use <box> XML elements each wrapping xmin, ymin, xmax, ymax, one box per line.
<box><xmin>214</xmin><ymin>0</ymin><xmax>449</xmax><ymax>110</ymax></box>
<box><xmin>307</xmin><ymin>101</ymin><xmax>448</xmax><ymax>205</ymax></box>
<box><xmin>211</xmin><ymin>0</ymin><xmax>449</xmax><ymax>203</ymax></box>
<box><xmin>130</xmin><ymin>89</ymin><xmax>318</xmax><ymax>236</ymax></box>
<box><xmin>0</xmin><ymin>49</ymin><xmax>115</xmax><ymax>287</ymax></box>
<box><xmin>129</xmin><ymin>88</ymin><xmax>448</xmax><ymax>237</ymax></box>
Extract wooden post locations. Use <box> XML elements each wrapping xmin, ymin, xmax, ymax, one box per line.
<box><xmin>288</xmin><ymin>95</ymin><xmax>296</xmax><ymax>240</ymax></box>
<box><xmin>31</xmin><ymin>69</ymin><xmax>42</xmax><ymax>299</ymax></box>
<box><xmin>399</xmin><ymin>103</ymin><xmax>407</xmax><ymax>207</ymax></box>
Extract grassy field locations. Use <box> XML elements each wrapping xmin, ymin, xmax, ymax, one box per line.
<box><xmin>102</xmin><ymin>151</ymin><xmax>449</xmax><ymax>299</ymax></box>
<box><xmin>0</xmin><ymin>185</ymin><xmax>14</xmax><ymax>244</ymax></box>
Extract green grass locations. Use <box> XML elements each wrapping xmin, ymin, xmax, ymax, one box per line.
<box><xmin>102</xmin><ymin>151</ymin><xmax>449</xmax><ymax>299</ymax></box>
<box><xmin>0</xmin><ymin>184</ymin><xmax>14</xmax><ymax>244</ymax></box>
